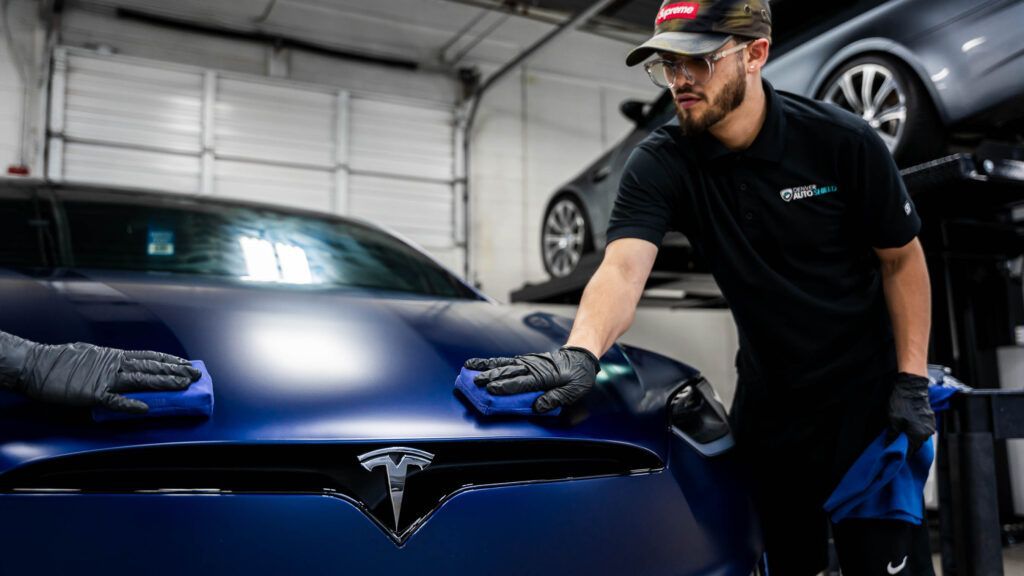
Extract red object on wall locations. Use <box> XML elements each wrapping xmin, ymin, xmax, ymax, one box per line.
<box><xmin>6</xmin><ymin>165</ymin><xmax>29</xmax><ymax>176</ymax></box>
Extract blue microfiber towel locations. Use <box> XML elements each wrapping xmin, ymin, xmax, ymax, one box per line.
<box><xmin>928</xmin><ymin>370</ymin><xmax>969</xmax><ymax>413</ymax></box>
<box><xmin>454</xmin><ymin>367</ymin><xmax>561</xmax><ymax>417</ymax></box>
<box><xmin>929</xmin><ymin>384</ymin><xmax>959</xmax><ymax>413</ymax></box>
<box><xmin>824</xmin><ymin>433</ymin><xmax>934</xmax><ymax>525</ymax></box>
<box><xmin>825</xmin><ymin>375</ymin><xmax>968</xmax><ymax>525</ymax></box>
<box><xmin>92</xmin><ymin>360</ymin><xmax>214</xmax><ymax>422</ymax></box>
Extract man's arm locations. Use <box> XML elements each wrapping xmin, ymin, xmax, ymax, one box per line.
<box><xmin>465</xmin><ymin>145</ymin><xmax>674</xmax><ymax>412</ymax></box>
<box><xmin>565</xmin><ymin>238</ymin><xmax>659</xmax><ymax>358</ymax></box>
<box><xmin>875</xmin><ymin>237</ymin><xmax>930</xmax><ymax>377</ymax></box>
<box><xmin>877</xmin><ymin>237</ymin><xmax>935</xmax><ymax>453</ymax></box>
<box><xmin>0</xmin><ymin>330</ymin><xmax>200</xmax><ymax>412</ymax></box>
<box><xmin>465</xmin><ymin>238</ymin><xmax>659</xmax><ymax>412</ymax></box>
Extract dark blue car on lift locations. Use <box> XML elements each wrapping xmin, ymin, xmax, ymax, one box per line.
<box><xmin>0</xmin><ymin>180</ymin><xmax>761</xmax><ymax>575</ymax></box>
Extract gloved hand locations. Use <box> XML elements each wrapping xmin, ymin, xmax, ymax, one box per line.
<box><xmin>885</xmin><ymin>372</ymin><xmax>936</xmax><ymax>454</ymax></box>
<box><xmin>464</xmin><ymin>346</ymin><xmax>601</xmax><ymax>413</ymax></box>
<box><xmin>0</xmin><ymin>331</ymin><xmax>200</xmax><ymax>413</ymax></box>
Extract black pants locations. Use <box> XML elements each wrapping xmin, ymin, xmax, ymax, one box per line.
<box><xmin>730</xmin><ymin>368</ymin><xmax>935</xmax><ymax>576</ymax></box>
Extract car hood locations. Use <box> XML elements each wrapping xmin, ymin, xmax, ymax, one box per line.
<box><xmin>0</xmin><ymin>269</ymin><xmax>695</xmax><ymax>475</ymax></box>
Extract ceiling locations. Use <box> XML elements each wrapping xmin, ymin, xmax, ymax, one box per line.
<box><xmin>457</xmin><ymin>0</ymin><xmax>881</xmax><ymax>48</ymax></box>
<box><xmin>63</xmin><ymin>0</ymin><xmax>876</xmax><ymax>76</ymax></box>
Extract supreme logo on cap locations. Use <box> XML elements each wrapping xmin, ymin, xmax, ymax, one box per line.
<box><xmin>655</xmin><ymin>2</ymin><xmax>700</xmax><ymax>25</ymax></box>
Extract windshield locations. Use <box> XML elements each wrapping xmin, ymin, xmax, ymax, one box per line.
<box><xmin>60</xmin><ymin>193</ymin><xmax>477</xmax><ymax>299</ymax></box>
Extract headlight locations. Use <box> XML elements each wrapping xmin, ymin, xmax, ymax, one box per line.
<box><xmin>669</xmin><ymin>377</ymin><xmax>735</xmax><ymax>457</ymax></box>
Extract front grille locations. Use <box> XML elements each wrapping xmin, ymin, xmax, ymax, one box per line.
<box><xmin>0</xmin><ymin>439</ymin><xmax>662</xmax><ymax>543</ymax></box>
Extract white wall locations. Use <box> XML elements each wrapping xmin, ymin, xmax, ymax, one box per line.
<box><xmin>0</xmin><ymin>14</ymin><xmax>24</xmax><ymax>172</ymax></box>
<box><xmin>466</xmin><ymin>30</ymin><xmax>659</xmax><ymax>299</ymax></box>
<box><xmin>0</xmin><ymin>0</ymin><xmax>43</xmax><ymax>175</ymax></box>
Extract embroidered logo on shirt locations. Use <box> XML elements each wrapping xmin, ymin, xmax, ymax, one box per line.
<box><xmin>904</xmin><ymin>201</ymin><xmax>912</xmax><ymax>215</ymax></box>
<box><xmin>779</xmin><ymin>184</ymin><xmax>838</xmax><ymax>203</ymax></box>
<box><xmin>886</xmin><ymin>555</ymin><xmax>908</xmax><ymax>574</ymax></box>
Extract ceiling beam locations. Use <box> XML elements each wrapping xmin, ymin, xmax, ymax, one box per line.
<box><xmin>457</xmin><ymin>0</ymin><xmax>623</xmax><ymax>280</ymax></box>
<box><xmin>473</xmin><ymin>0</ymin><xmax>620</xmax><ymax>98</ymax></box>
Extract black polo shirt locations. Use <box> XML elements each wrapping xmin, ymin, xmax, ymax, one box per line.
<box><xmin>607</xmin><ymin>79</ymin><xmax>920</xmax><ymax>389</ymax></box>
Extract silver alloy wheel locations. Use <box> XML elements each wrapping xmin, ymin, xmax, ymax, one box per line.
<box><xmin>822</xmin><ymin>63</ymin><xmax>907</xmax><ymax>152</ymax></box>
<box><xmin>543</xmin><ymin>197</ymin><xmax>586</xmax><ymax>278</ymax></box>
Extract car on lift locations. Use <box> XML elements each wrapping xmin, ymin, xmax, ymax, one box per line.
<box><xmin>540</xmin><ymin>0</ymin><xmax>1024</xmax><ymax>279</ymax></box>
<box><xmin>0</xmin><ymin>179</ymin><xmax>761</xmax><ymax>575</ymax></box>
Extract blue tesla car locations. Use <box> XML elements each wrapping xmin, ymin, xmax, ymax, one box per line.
<box><xmin>0</xmin><ymin>180</ymin><xmax>761</xmax><ymax>575</ymax></box>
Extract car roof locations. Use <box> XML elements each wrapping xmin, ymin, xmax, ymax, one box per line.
<box><xmin>0</xmin><ymin>178</ymin><xmax>382</xmax><ymax>232</ymax></box>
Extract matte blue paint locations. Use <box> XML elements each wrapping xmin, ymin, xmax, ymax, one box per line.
<box><xmin>0</xmin><ymin>469</ymin><xmax>758</xmax><ymax>576</ymax></box>
<box><xmin>0</xmin><ymin>267</ymin><xmax>762</xmax><ymax>573</ymax></box>
<box><xmin>0</xmin><ymin>269</ymin><xmax>678</xmax><ymax>472</ymax></box>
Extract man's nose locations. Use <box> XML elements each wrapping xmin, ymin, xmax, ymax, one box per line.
<box><xmin>670</xmin><ymin>67</ymin><xmax>694</xmax><ymax>89</ymax></box>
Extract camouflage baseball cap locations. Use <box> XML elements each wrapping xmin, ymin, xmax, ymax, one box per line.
<box><xmin>626</xmin><ymin>0</ymin><xmax>772</xmax><ymax>66</ymax></box>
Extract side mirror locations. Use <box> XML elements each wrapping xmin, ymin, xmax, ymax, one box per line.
<box><xmin>619</xmin><ymin>100</ymin><xmax>648</xmax><ymax>125</ymax></box>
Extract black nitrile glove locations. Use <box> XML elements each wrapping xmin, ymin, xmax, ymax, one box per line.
<box><xmin>0</xmin><ymin>331</ymin><xmax>201</xmax><ymax>413</ymax></box>
<box><xmin>885</xmin><ymin>372</ymin><xmax>936</xmax><ymax>454</ymax></box>
<box><xmin>464</xmin><ymin>346</ymin><xmax>601</xmax><ymax>413</ymax></box>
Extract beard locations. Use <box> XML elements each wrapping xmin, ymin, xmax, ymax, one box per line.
<box><xmin>675</xmin><ymin>59</ymin><xmax>747</xmax><ymax>136</ymax></box>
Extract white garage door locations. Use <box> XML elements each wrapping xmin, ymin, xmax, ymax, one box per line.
<box><xmin>46</xmin><ymin>48</ymin><xmax>460</xmax><ymax>263</ymax></box>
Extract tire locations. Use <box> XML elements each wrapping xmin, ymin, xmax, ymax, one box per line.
<box><xmin>541</xmin><ymin>194</ymin><xmax>591</xmax><ymax>279</ymax></box>
<box><xmin>818</xmin><ymin>54</ymin><xmax>945</xmax><ymax>166</ymax></box>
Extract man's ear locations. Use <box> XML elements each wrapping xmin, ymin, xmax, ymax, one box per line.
<box><xmin>747</xmin><ymin>38</ymin><xmax>770</xmax><ymax>72</ymax></box>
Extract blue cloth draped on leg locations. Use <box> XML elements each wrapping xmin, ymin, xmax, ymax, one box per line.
<box><xmin>824</xmin><ymin>369</ymin><xmax>968</xmax><ymax>524</ymax></box>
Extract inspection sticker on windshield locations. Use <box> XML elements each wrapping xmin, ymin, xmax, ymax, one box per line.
<box><xmin>147</xmin><ymin>230</ymin><xmax>175</xmax><ymax>256</ymax></box>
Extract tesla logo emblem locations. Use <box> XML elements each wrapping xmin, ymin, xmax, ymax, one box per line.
<box><xmin>358</xmin><ymin>447</ymin><xmax>434</xmax><ymax>530</ymax></box>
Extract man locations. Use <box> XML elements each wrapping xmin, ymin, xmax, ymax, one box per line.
<box><xmin>0</xmin><ymin>330</ymin><xmax>199</xmax><ymax>413</ymax></box>
<box><xmin>465</xmin><ymin>0</ymin><xmax>936</xmax><ymax>573</ymax></box>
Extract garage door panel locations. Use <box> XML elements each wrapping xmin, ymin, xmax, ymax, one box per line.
<box><xmin>217</xmin><ymin>77</ymin><xmax>334</xmax><ymax>107</ymax></box>
<box><xmin>215</xmin><ymin>134</ymin><xmax>332</xmax><ymax>169</ymax></box>
<box><xmin>352</xmin><ymin>197</ymin><xmax>451</xmax><ymax>229</ymax></box>
<box><xmin>67</xmin><ymin>54</ymin><xmax>203</xmax><ymax>89</ymax></box>
<box><xmin>427</xmin><ymin>247</ymin><xmax>466</xmax><ymax>275</ymax></box>
<box><xmin>64</xmin><ymin>55</ymin><xmax>203</xmax><ymax>153</ymax></box>
<box><xmin>50</xmin><ymin>49</ymin><xmax>461</xmax><ymax>262</ymax></box>
<box><xmin>214</xmin><ymin>111</ymin><xmax>330</xmax><ymax>141</ymax></box>
<box><xmin>349</xmin><ymin>149</ymin><xmax>453</xmax><ymax>180</ymax></box>
<box><xmin>214</xmin><ymin>160</ymin><xmax>333</xmax><ymax>213</ymax></box>
<box><xmin>66</xmin><ymin>71</ymin><xmax>202</xmax><ymax>103</ymax></box>
<box><xmin>349</xmin><ymin>174</ymin><xmax>452</xmax><ymax>248</ymax></box>
<box><xmin>65</xmin><ymin>98</ymin><xmax>202</xmax><ymax>136</ymax></box>
<box><xmin>215</xmin><ymin>78</ymin><xmax>335</xmax><ymax>167</ymax></box>
<box><xmin>63</xmin><ymin>142</ymin><xmax>201</xmax><ymax>194</ymax></box>
<box><xmin>64</xmin><ymin>116</ymin><xmax>201</xmax><ymax>155</ymax></box>
<box><xmin>350</xmin><ymin>98</ymin><xmax>453</xmax><ymax>181</ymax></box>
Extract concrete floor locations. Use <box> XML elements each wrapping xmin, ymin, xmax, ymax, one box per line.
<box><xmin>1006</xmin><ymin>543</ymin><xmax>1024</xmax><ymax>575</ymax></box>
<box><xmin>931</xmin><ymin>542</ymin><xmax>1024</xmax><ymax>575</ymax></box>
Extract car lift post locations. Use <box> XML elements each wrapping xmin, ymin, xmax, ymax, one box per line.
<box><xmin>939</xmin><ymin>390</ymin><xmax>1024</xmax><ymax>575</ymax></box>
